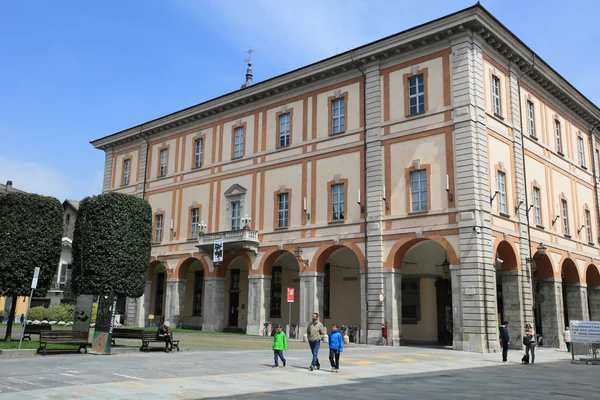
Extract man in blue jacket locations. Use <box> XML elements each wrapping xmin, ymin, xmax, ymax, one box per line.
<box><xmin>499</xmin><ymin>321</ymin><xmax>510</xmax><ymax>362</ymax></box>
<box><xmin>328</xmin><ymin>324</ymin><xmax>344</xmax><ymax>373</ymax></box>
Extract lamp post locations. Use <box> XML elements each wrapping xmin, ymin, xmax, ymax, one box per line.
<box><xmin>526</xmin><ymin>243</ymin><xmax>547</xmax><ymax>264</ymax></box>
<box><xmin>294</xmin><ymin>247</ymin><xmax>309</xmax><ymax>266</ymax></box>
<box><xmin>440</xmin><ymin>259</ymin><xmax>450</xmax><ymax>275</ymax></box>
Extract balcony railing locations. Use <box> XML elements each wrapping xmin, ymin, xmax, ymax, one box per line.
<box><xmin>197</xmin><ymin>228</ymin><xmax>260</xmax><ymax>255</ymax></box>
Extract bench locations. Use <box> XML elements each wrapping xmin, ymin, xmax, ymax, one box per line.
<box><xmin>38</xmin><ymin>331</ymin><xmax>88</xmax><ymax>356</ymax></box>
<box><xmin>23</xmin><ymin>324</ymin><xmax>52</xmax><ymax>340</ymax></box>
<box><xmin>111</xmin><ymin>328</ymin><xmax>143</xmax><ymax>345</ymax></box>
<box><xmin>140</xmin><ymin>330</ymin><xmax>180</xmax><ymax>352</ymax></box>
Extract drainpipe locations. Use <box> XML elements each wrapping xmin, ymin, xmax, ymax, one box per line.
<box><xmin>351</xmin><ymin>52</ymin><xmax>369</xmax><ymax>345</ymax></box>
<box><xmin>589</xmin><ymin>124</ymin><xmax>600</xmax><ymax>243</ymax></box>
<box><xmin>140</xmin><ymin>125</ymin><xmax>149</xmax><ymax>200</ymax></box>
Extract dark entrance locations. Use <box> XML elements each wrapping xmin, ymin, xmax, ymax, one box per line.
<box><xmin>228</xmin><ymin>269</ymin><xmax>240</xmax><ymax>327</ymax></box>
<box><xmin>435</xmin><ymin>279</ymin><xmax>453</xmax><ymax>345</ymax></box>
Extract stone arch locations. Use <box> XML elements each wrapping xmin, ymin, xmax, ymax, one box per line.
<box><xmin>586</xmin><ymin>264</ymin><xmax>600</xmax><ymax>288</ymax></box>
<box><xmin>147</xmin><ymin>260</ymin><xmax>163</xmax><ymax>280</ymax></box>
<box><xmin>218</xmin><ymin>250</ymin><xmax>253</xmax><ymax>278</ymax></box>
<box><xmin>257</xmin><ymin>249</ymin><xmax>299</xmax><ymax>276</ymax></box>
<box><xmin>312</xmin><ymin>242</ymin><xmax>365</xmax><ymax>273</ymax></box>
<box><xmin>174</xmin><ymin>255</ymin><xmax>207</xmax><ymax>280</ymax></box>
<box><xmin>493</xmin><ymin>239</ymin><xmax>520</xmax><ymax>271</ymax></box>
<box><xmin>533</xmin><ymin>252</ymin><xmax>555</xmax><ymax>279</ymax></box>
<box><xmin>386</xmin><ymin>236</ymin><xmax>459</xmax><ymax>270</ymax></box>
<box><xmin>561</xmin><ymin>258</ymin><xmax>582</xmax><ymax>284</ymax></box>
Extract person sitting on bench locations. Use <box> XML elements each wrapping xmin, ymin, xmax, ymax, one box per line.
<box><xmin>156</xmin><ymin>321</ymin><xmax>173</xmax><ymax>352</ymax></box>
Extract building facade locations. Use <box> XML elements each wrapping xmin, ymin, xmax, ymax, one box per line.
<box><xmin>92</xmin><ymin>4</ymin><xmax>600</xmax><ymax>352</ymax></box>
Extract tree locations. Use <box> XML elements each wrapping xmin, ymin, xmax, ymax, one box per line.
<box><xmin>0</xmin><ymin>192</ymin><xmax>63</xmax><ymax>341</ymax></box>
<box><xmin>71</xmin><ymin>192</ymin><xmax>152</xmax><ymax>297</ymax></box>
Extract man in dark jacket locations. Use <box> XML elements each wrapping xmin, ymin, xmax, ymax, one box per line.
<box><xmin>157</xmin><ymin>321</ymin><xmax>173</xmax><ymax>352</ymax></box>
<box><xmin>499</xmin><ymin>321</ymin><xmax>510</xmax><ymax>362</ymax></box>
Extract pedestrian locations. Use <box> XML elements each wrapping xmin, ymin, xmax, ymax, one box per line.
<box><xmin>328</xmin><ymin>323</ymin><xmax>343</xmax><ymax>373</ymax></box>
<box><xmin>564</xmin><ymin>326</ymin><xmax>571</xmax><ymax>352</ymax></box>
<box><xmin>524</xmin><ymin>323</ymin><xmax>536</xmax><ymax>364</ymax></box>
<box><xmin>19</xmin><ymin>313</ymin><xmax>25</xmax><ymax>326</ymax></box>
<box><xmin>306</xmin><ymin>312</ymin><xmax>325</xmax><ymax>371</ymax></box>
<box><xmin>272</xmin><ymin>324</ymin><xmax>287</xmax><ymax>368</ymax></box>
<box><xmin>499</xmin><ymin>321</ymin><xmax>510</xmax><ymax>362</ymax></box>
<box><xmin>156</xmin><ymin>321</ymin><xmax>173</xmax><ymax>352</ymax></box>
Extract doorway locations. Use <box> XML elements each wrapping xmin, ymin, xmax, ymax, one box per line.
<box><xmin>228</xmin><ymin>269</ymin><xmax>240</xmax><ymax>327</ymax></box>
<box><xmin>435</xmin><ymin>279</ymin><xmax>453</xmax><ymax>345</ymax></box>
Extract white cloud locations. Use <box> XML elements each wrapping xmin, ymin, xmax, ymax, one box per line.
<box><xmin>0</xmin><ymin>158</ymin><xmax>102</xmax><ymax>201</ymax></box>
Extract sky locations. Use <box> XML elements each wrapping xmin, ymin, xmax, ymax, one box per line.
<box><xmin>1</xmin><ymin>0</ymin><xmax>599</xmax><ymax>201</ymax></box>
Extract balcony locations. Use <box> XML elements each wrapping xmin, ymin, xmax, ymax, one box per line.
<box><xmin>49</xmin><ymin>282</ymin><xmax>65</xmax><ymax>291</ymax></box>
<box><xmin>197</xmin><ymin>228</ymin><xmax>260</xmax><ymax>256</ymax></box>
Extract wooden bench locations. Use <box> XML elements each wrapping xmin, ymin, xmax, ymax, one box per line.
<box><xmin>140</xmin><ymin>330</ymin><xmax>180</xmax><ymax>352</ymax></box>
<box><xmin>38</xmin><ymin>331</ymin><xmax>88</xmax><ymax>356</ymax></box>
<box><xmin>111</xmin><ymin>328</ymin><xmax>143</xmax><ymax>345</ymax></box>
<box><xmin>23</xmin><ymin>324</ymin><xmax>52</xmax><ymax>340</ymax></box>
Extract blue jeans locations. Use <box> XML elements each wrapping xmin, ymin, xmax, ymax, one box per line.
<box><xmin>502</xmin><ymin>343</ymin><xmax>509</xmax><ymax>361</ymax></box>
<box><xmin>273</xmin><ymin>350</ymin><xmax>286</xmax><ymax>366</ymax></box>
<box><xmin>309</xmin><ymin>340</ymin><xmax>321</xmax><ymax>367</ymax></box>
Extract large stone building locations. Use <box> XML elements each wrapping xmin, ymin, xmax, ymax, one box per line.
<box><xmin>91</xmin><ymin>4</ymin><xmax>600</xmax><ymax>352</ymax></box>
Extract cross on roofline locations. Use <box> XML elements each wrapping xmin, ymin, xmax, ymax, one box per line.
<box><xmin>244</xmin><ymin>46</ymin><xmax>255</xmax><ymax>63</ymax></box>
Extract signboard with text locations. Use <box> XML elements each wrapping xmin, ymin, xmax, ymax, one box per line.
<box><xmin>570</xmin><ymin>320</ymin><xmax>600</xmax><ymax>343</ymax></box>
<box><xmin>213</xmin><ymin>239</ymin><xmax>224</xmax><ymax>263</ymax></box>
<box><xmin>287</xmin><ymin>288</ymin><xmax>294</xmax><ymax>303</ymax></box>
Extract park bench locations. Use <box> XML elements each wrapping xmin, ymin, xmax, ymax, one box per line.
<box><xmin>111</xmin><ymin>328</ymin><xmax>143</xmax><ymax>345</ymax></box>
<box><xmin>141</xmin><ymin>330</ymin><xmax>180</xmax><ymax>352</ymax></box>
<box><xmin>23</xmin><ymin>324</ymin><xmax>52</xmax><ymax>340</ymax></box>
<box><xmin>38</xmin><ymin>331</ymin><xmax>88</xmax><ymax>356</ymax></box>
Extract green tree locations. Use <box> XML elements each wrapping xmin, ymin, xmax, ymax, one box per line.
<box><xmin>71</xmin><ymin>192</ymin><xmax>152</xmax><ymax>297</ymax></box>
<box><xmin>0</xmin><ymin>192</ymin><xmax>63</xmax><ymax>341</ymax></box>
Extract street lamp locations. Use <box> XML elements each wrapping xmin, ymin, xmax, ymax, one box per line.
<box><xmin>440</xmin><ymin>259</ymin><xmax>450</xmax><ymax>275</ymax></box>
<box><xmin>526</xmin><ymin>243</ymin><xmax>547</xmax><ymax>263</ymax></box>
<box><xmin>198</xmin><ymin>221</ymin><xmax>207</xmax><ymax>235</ymax></box>
<box><xmin>294</xmin><ymin>247</ymin><xmax>309</xmax><ymax>266</ymax></box>
<box><xmin>242</xmin><ymin>215</ymin><xmax>251</xmax><ymax>229</ymax></box>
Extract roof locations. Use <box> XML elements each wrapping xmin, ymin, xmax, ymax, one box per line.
<box><xmin>64</xmin><ymin>199</ymin><xmax>80</xmax><ymax>210</ymax></box>
<box><xmin>91</xmin><ymin>3</ymin><xmax>600</xmax><ymax>148</ymax></box>
<box><xmin>0</xmin><ymin>181</ymin><xmax>25</xmax><ymax>194</ymax></box>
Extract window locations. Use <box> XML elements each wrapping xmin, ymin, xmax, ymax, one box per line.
<box><xmin>270</xmin><ymin>266</ymin><xmax>282</xmax><ymax>318</ymax></box>
<box><xmin>331</xmin><ymin>183</ymin><xmax>345</xmax><ymax>221</ymax></box>
<box><xmin>332</xmin><ymin>98</ymin><xmax>345</xmax><ymax>134</ymax></box>
<box><xmin>194</xmin><ymin>139</ymin><xmax>203</xmax><ymax>168</ymax></box>
<box><xmin>527</xmin><ymin>101</ymin><xmax>535</xmax><ymax>137</ymax></box>
<box><xmin>192</xmin><ymin>271</ymin><xmax>203</xmax><ymax>315</ymax></box>
<box><xmin>492</xmin><ymin>75</ymin><xmax>501</xmax><ymax>115</ymax></box>
<box><xmin>561</xmin><ymin>199</ymin><xmax>569</xmax><ymax>236</ymax></box>
<box><xmin>324</xmin><ymin>263</ymin><xmax>331</xmax><ymax>319</ymax></box>
<box><xmin>578</xmin><ymin>137</ymin><xmax>586</xmax><ymax>168</ymax></box>
<box><xmin>190</xmin><ymin>208</ymin><xmax>199</xmax><ymax>238</ymax></box>
<box><xmin>533</xmin><ymin>187</ymin><xmax>542</xmax><ymax>226</ymax></box>
<box><xmin>279</xmin><ymin>113</ymin><xmax>290</xmax><ymax>147</ymax></box>
<box><xmin>555</xmin><ymin>120</ymin><xmax>563</xmax><ymax>154</ymax></box>
<box><xmin>585</xmin><ymin>209</ymin><xmax>593</xmax><ymax>243</ymax></box>
<box><xmin>402</xmin><ymin>278</ymin><xmax>420</xmax><ymax>324</ymax></box>
<box><xmin>408</xmin><ymin>74</ymin><xmax>425</xmax><ymax>115</ymax></box>
<box><xmin>159</xmin><ymin>149</ymin><xmax>168</xmax><ymax>176</ymax></box>
<box><xmin>497</xmin><ymin>171</ymin><xmax>507</xmax><ymax>214</ymax></box>
<box><xmin>234</xmin><ymin>127</ymin><xmax>244</xmax><ymax>158</ymax></box>
<box><xmin>155</xmin><ymin>273</ymin><xmax>165</xmax><ymax>315</ymax></box>
<box><xmin>154</xmin><ymin>214</ymin><xmax>163</xmax><ymax>243</ymax></box>
<box><xmin>57</xmin><ymin>263</ymin><xmax>72</xmax><ymax>284</ymax></box>
<box><xmin>123</xmin><ymin>159</ymin><xmax>131</xmax><ymax>185</ymax></box>
<box><xmin>410</xmin><ymin>169</ymin><xmax>428</xmax><ymax>212</ymax></box>
<box><xmin>277</xmin><ymin>192</ymin><xmax>289</xmax><ymax>228</ymax></box>
<box><xmin>231</xmin><ymin>201</ymin><xmax>240</xmax><ymax>230</ymax></box>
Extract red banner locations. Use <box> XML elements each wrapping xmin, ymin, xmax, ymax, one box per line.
<box><xmin>287</xmin><ymin>288</ymin><xmax>294</xmax><ymax>303</ymax></box>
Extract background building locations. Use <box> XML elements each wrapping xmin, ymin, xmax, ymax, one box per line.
<box><xmin>92</xmin><ymin>4</ymin><xmax>600</xmax><ymax>352</ymax></box>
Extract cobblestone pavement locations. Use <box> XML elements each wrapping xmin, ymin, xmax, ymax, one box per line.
<box><xmin>0</xmin><ymin>337</ymin><xmax>591</xmax><ymax>400</ymax></box>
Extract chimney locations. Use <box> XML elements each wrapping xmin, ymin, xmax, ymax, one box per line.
<box><xmin>6</xmin><ymin>180</ymin><xmax>12</xmax><ymax>191</ymax></box>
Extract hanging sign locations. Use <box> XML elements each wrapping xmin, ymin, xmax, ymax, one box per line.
<box><xmin>213</xmin><ymin>239</ymin><xmax>224</xmax><ymax>263</ymax></box>
<box><xmin>287</xmin><ymin>288</ymin><xmax>295</xmax><ymax>303</ymax></box>
<box><xmin>31</xmin><ymin>267</ymin><xmax>40</xmax><ymax>289</ymax></box>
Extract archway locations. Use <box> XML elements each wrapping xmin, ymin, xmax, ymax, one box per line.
<box><xmin>178</xmin><ymin>257</ymin><xmax>206</xmax><ymax>329</ymax></box>
<box><xmin>561</xmin><ymin>258</ymin><xmax>584</xmax><ymax>325</ymax></box>
<box><xmin>222</xmin><ymin>254</ymin><xmax>251</xmax><ymax>331</ymax></box>
<box><xmin>586</xmin><ymin>265</ymin><xmax>600</xmax><ymax>320</ymax></box>
<box><xmin>148</xmin><ymin>260</ymin><xmax>167</xmax><ymax>325</ymax></box>
<box><xmin>395</xmin><ymin>239</ymin><xmax>454</xmax><ymax>345</ymax></box>
<box><xmin>494</xmin><ymin>240</ymin><xmax>519</xmax><ymax>325</ymax></box>
<box><xmin>534</xmin><ymin>252</ymin><xmax>563</xmax><ymax>348</ymax></box>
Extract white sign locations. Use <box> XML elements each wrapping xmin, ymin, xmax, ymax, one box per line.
<box><xmin>31</xmin><ymin>267</ymin><xmax>40</xmax><ymax>289</ymax></box>
<box><xmin>213</xmin><ymin>239</ymin><xmax>224</xmax><ymax>263</ymax></box>
<box><xmin>378</xmin><ymin>292</ymin><xmax>385</xmax><ymax>303</ymax></box>
<box><xmin>570</xmin><ymin>320</ymin><xmax>600</xmax><ymax>343</ymax></box>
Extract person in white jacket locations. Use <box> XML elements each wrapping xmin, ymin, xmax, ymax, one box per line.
<box><xmin>564</xmin><ymin>327</ymin><xmax>571</xmax><ymax>352</ymax></box>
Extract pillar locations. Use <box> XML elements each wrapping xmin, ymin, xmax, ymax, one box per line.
<box><xmin>202</xmin><ymin>277</ymin><xmax>225</xmax><ymax>331</ymax></box>
<box><xmin>588</xmin><ymin>287</ymin><xmax>600</xmax><ymax>320</ymax></box>
<box><xmin>564</xmin><ymin>283</ymin><xmax>589</xmax><ymax>322</ymax></box>
<box><xmin>125</xmin><ymin>297</ymin><xmax>137</xmax><ymax>326</ymax></box>
<box><xmin>137</xmin><ymin>280</ymin><xmax>152</xmax><ymax>327</ymax></box>
<box><xmin>383</xmin><ymin>269</ymin><xmax>402</xmax><ymax>346</ymax></box>
<box><xmin>246</xmin><ymin>274</ymin><xmax>271</xmax><ymax>335</ymax></box>
<box><xmin>501</xmin><ymin>270</ymin><xmax>524</xmax><ymax>349</ymax></box>
<box><xmin>299</xmin><ymin>272</ymin><xmax>324</xmax><ymax>328</ymax></box>
<box><xmin>538</xmin><ymin>278</ymin><xmax>565</xmax><ymax>349</ymax></box>
<box><xmin>165</xmin><ymin>278</ymin><xmax>186</xmax><ymax>328</ymax></box>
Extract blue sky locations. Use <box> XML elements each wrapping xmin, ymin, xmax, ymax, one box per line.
<box><xmin>1</xmin><ymin>0</ymin><xmax>599</xmax><ymax>201</ymax></box>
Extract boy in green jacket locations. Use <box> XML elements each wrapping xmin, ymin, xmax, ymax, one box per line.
<box><xmin>272</xmin><ymin>324</ymin><xmax>287</xmax><ymax>368</ymax></box>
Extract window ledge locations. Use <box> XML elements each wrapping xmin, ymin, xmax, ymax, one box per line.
<box><xmin>499</xmin><ymin>212</ymin><xmax>512</xmax><ymax>219</ymax></box>
<box><xmin>529</xmin><ymin>135</ymin><xmax>538</xmax><ymax>141</ymax></box>
<box><xmin>564</xmin><ymin>234</ymin><xmax>572</xmax><ymax>239</ymax></box>
<box><xmin>274</xmin><ymin>227</ymin><xmax>289</xmax><ymax>231</ymax></box>
<box><xmin>191</xmin><ymin>165</ymin><xmax>203</xmax><ymax>170</ymax></box>
<box><xmin>276</xmin><ymin>144</ymin><xmax>291</xmax><ymax>150</ymax></box>
<box><xmin>187</xmin><ymin>237</ymin><xmax>199</xmax><ymax>241</ymax></box>
<box><xmin>232</xmin><ymin>156</ymin><xmax>244</xmax><ymax>160</ymax></box>
<box><xmin>535</xmin><ymin>224</ymin><xmax>545</xmax><ymax>230</ymax></box>
<box><xmin>329</xmin><ymin>131</ymin><xmax>346</xmax><ymax>136</ymax></box>
<box><xmin>328</xmin><ymin>220</ymin><xmax>346</xmax><ymax>225</ymax></box>
<box><xmin>581</xmin><ymin>165</ymin><xmax>588</xmax><ymax>170</ymax></box>
<box><xmin>152</xmin><ymin>242</ymin><xmax>163</xmax><ymax>245</ymax></box>
<box><xmin>408</xmin><ymin>210</ymin><xmax>429</xmax><ymax>216</ymax></box>
<box><xmin>557</xmin><ymin>151</ymin><xmax>565</xmax><ymax>157</ymax></box>
<box><xmin>588</xmin><ymin>242</ymin><xmax>596</xmax><ymax>247</ymax></box>
<box><xmin>493</xmin><ymin>113</ymin><xmax>505</xmax><ymax>121</ymax></box>
<box><xmin>406</xmin><ymin>111</ymin><xmax>426</xmax><ymax>119</ymax></box>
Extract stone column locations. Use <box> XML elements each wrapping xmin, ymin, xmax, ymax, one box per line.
<box><xmin>588</xmin><ymin>287</ymin><xmax>600</xmax><ymax>320</ymax></box>
<box><xmin>299</xmin><ymin>272</ymin><xmax>324</xmax><ymax>329</ymax></box>
<box><xmin>501</xmin><ymin>270</ymin><xmax>524</xmax><ymax>349</ymax></box>
<box><xmin>246</xmin><ymin>274</ymin><xmax>271</xmax><ymax>335</ymax></box>
<box><xmin>538</xmin><ymin>278</ymin><xmax>565</xmax><ymax>349</ymax></box>
<box><xmin>125</xmin><ymin>297</ymin><xmax>137</xmax><ymax>326</ymax></box>
<box><xmin>137</xmin><ymin>280</ymin><xmax>152</xmax><ymax>327</ymax></box>
<box><xmin>165</xmin><ymin>278</ymin><xmax>186</xmax><ymax>328</ymax></box>
<box><xmin>450</xmin><ymin>265</ymin><xmax>464</xmax><ymax>350</ymax></box>
<box><xmin>202</xmin><ymin>277</ymin><xmax>225</xmax><ymax>331</ymax></box>
<box><xmin>383</xmin><ymin>269</ymin><xmax>402</xmax><ymax>346</ymax></box>
<box><xmin>564</xmin><ymin>283</ymin><xmax>589</xmax><ymax>322</ymax></box>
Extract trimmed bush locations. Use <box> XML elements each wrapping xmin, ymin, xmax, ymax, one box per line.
<box><xmin>27</xmin><ymin>304</ymin><xmax>75</xmax><ymax>322</ymax></box>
